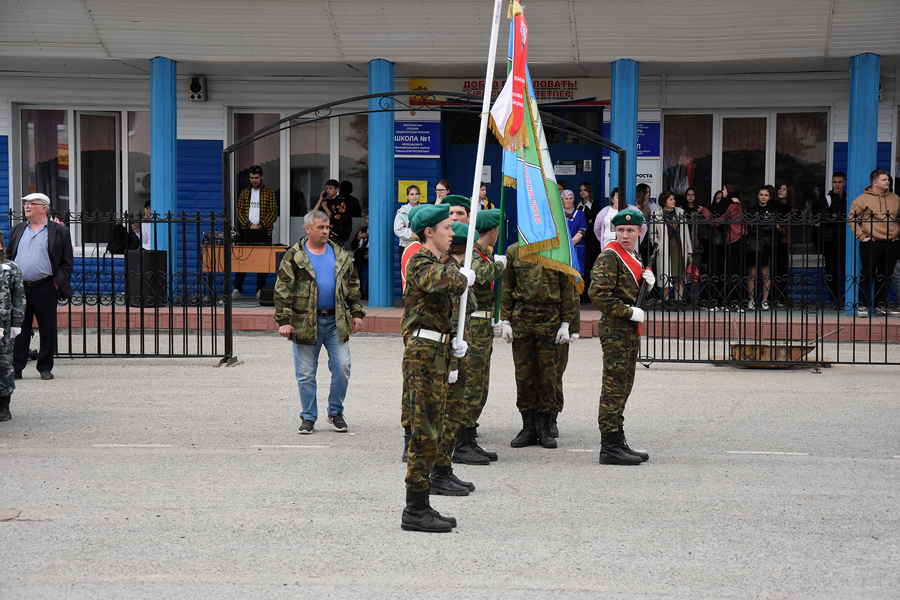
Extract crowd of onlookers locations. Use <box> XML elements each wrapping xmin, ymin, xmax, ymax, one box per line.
<box><xmin>382</xmin><ymin>170</ymin><xmax>900</xmax><ymax>315</ymax></box>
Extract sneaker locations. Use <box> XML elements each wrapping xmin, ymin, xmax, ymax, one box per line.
<box><xmin>761</xmin><ymin>301</ymin><xmax>770</xmax><ymax>311</ymax></box>
<box><xmin>747</xmin><ymin>300</ymin><xmax>755</xmax><ymax>310</ymax></box>
<box><xmin>327</xmin><ymin>412</ymin><xmax>348</xmax><ymax>432</ymax></box>
<box><xmin>231</xmin><ymin>289</ymin><xmax>242</xmax><ymax>300</ymax></box>
<box><xmin>858</xmin><ymin>307</ymin><xmax>869</xmax><ymax>319</ymax></box>
<box><xmin>876</xmin><ymin>307</ymin><xmax>888</xmax><ymax>317</ymax></box>
<box><xmin>298</xmin><ymin>419</ymin><xmax>315</xmax><ymax>434</ymax></box>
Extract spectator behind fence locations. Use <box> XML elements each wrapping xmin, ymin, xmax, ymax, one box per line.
<box><xmin>649</xmin><ymin>191</ymin><xmax>692</xmax><ymax>309</ymax></box>
<box><xmin>812</xmin><ymin>172</ymin><xmax>849</xmax><ymax>308</ymax></box>
<box><xmin>705</xmin><ymin>183</ymin><xmax>746</xmax><ymax>311</ymax></box>
<box><xmin>340</xmin><ymin>181</ymin><xmax>362</xmax><ymax>218</ymax></box>
<box><xmin>744</xmin><ymin>185</ymin><xmax>784</xmax><ymax>311</ymax></box>
<box><xmin>433</xmin><ymin>179</ymin><xmax>450</xmax><ymax>204</ymax></box>
<box><xmin>848</xmin><ymin>169</ymin><xmax>900</xmax><ymax>318</ymax></box>
<box><xmin>561</xmin><ymin>189</ymin><xmax>587</xmax><ymax>279</ymax></box>
<box><xmin>350</xmin><ymin>211</ymin><xmax>369</xmax><ymax>299</ymax></box>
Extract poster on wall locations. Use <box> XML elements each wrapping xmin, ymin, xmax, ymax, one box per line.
<box><xmin>602</xmin><ymin>158</ymin><xmax>662</xmax><ymax>202</ymax></box>
<box><xmin>398</xmin><ymin>180</ymin><xmax>428</xmax><ymax>204</ymax></box>
<box><xmin>409</xmin><ymin>78</ymin><xmax>610</xmax><ymax>107</ymax></box>
<box><xmin>394</xmin><ymin>111</ymin><xmax>441</xmax><ymax>159</ymax></box>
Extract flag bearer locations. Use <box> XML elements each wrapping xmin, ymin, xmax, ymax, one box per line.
<box><xmin>401</xmin><ymin>204</ymin><xmax>475</xmax><ymax>533</ymax></box>
<box><xmin>500</xmin><ymin>242</ymin><xmax>578</xmax><ymax>450</ymax></box>
<box><xmin>588</xmin><ymin>208</ymin><xmax>653</xmax><ymax>466</ymax></box>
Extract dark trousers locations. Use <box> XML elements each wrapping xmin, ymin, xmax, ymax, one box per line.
<box><xmin>13</xmin><ymin>278</ymin><xmax>57</xmax><ymax>374</ymax></box>
<box><xmin>821</xmin><ymin>226</ymin><xmax>846</xmax><ymax>305</ymax></box>
<box><xmin>859</xmin><ymin>239</ymin><xmax>900</xmax><ymax>309</ymax></box>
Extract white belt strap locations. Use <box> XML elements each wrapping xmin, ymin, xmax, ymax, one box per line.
<box><xmin>412</xmin><ymin>328</ymin><xmax>449</xmax><ymax>343</ymax></box>
<box><xmin>471</xmin><ymin>311</ymin><xmax>492</xmax><ymax>319</ymax></box>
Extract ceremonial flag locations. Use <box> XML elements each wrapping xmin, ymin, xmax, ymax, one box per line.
<box><xmin>489</xmin><ymin>0</ymin><xmax>527</xmax><ymax>152</ymax></box>
<box><xmin>489</xmin><ymin>1</ymin><xmax>583</xmax><ymax>291</ymax></box>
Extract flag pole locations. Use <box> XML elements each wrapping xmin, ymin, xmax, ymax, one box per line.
<box><xmin>493</xmin><ymin>180</ymin><xmax>508</xmax><ymax>322</ymax></box>
<box><xmin>456</xmin><ymin>0</ymin><xmax>504</xmax><ymax>342</ymax></box>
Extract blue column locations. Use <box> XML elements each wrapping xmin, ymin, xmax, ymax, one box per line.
<box><xmin>610</xmin><ymin>59</ymin><xmax>638</xmax><ymax>205</ymax></box>
<box><xmin>846</xmin><ymin>53</ymin><xmax>880</xmax><ymax>312</ymax></box>
<box><xmin>150</xmin><ymin>57</ymin><xmax>177</xmax><ymax>219</ymax></box>
<box><xmin>368</xmin><ymin>59</ymin><xmax>395</xmax><ymax>307</ymax></box>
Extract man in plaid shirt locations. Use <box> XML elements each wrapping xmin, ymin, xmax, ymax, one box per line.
<box><xmin>233</xmin><ymin>164</ymin><xmax>279</xmax><ymax>298</ymax></box>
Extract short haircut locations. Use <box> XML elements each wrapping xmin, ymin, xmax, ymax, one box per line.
<box><xmin>870</xmin><ymin>169</ymin><xmax>890</xmax><ymax>183</ymax></box>
<box><xmin>832</xmin><ymin>171</ymin><xmax>846</xmax><ymax>179</ymax></box>
<box><xmin>326</xmin><ymin>179</ymin><xmax>340</xmax><ymax>189</ymax></box>
<box><xmin>658</xmin><ymin>191</ymin><xmax>674</xmax><ymax>207</ymax></box>
<box><xmin>248</xmin><ymin>165</ymin><xmax>263</xmax><ymax>175</ymax></box>
<box><xmin>406</xmin><ymin>185</ymin><xmax>420</xmax><ymax>196</ymax></box>
<box><xmin>340</xmin><ymin>180</ymin><xmax>353</xmax><ymax>195</ymax></box>
<box><xmin>304</xmin><ymin>210</ymin><xmax>329</xmax><ymax>227</ymax></box>
<box><xmin>144</xmin><ymin>199</ymin><xmax>151</xmax><ymax>208</ymax></box>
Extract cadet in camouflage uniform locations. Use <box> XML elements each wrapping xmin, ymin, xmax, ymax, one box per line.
<box><xmin>551</xmin><ymin>282</ymin><xmax>581</xmax><ymax>438</ymax></box>
<box><xmin>431</xmin><ymin>220</ymin><xmax>480</xmax><ymax>494</ymax></box>
<box><xmin>401</xmin><ymin>204</ymin><xmax>475</xmax><ymax>533</ymax></box>
<box><xmin>456</xmin><ymin>208</ymin><xmax>506</xmax><ymax>463</ymax></box>
<box><xmin>500</xmin><ymin>242</ymin><xmax>578</xmax><ymax>449</ymax></box>
<box><xmin>588</xmin><ymin>208</ymin><xmax>652</xmax><ymax>466</ymax></box>
<box><xmin>0</xmin><ymin>230</ymin><xmax>25</xmax><ymax>422</ymax></box>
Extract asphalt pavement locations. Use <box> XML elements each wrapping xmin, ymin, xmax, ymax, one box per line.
<box><xmin>1</xmin><ymin>332</ymin><xmax>898</xmax><ymax>599</ymax></box>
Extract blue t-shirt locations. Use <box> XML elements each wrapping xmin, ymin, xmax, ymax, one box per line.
<box><xmin>306</xmin><ymin>242</ymin><xmax>336</xmax><ymax>311</ymax></box>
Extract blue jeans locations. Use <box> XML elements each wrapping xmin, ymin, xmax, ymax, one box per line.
<box><xmin>292</xmin><ymin>315</ymin><xmax>351</xmax><ymax>421</ymax></box>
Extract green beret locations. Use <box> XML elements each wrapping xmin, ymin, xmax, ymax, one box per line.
<box><xmin>611</xmin><ymin>208</ymin><xmax>644</xmax><ymax>227</ymax></box>
<box><xmin>442</xmin><ymin>194</ymin><xmax>471</xmax><ymax>211</ymax></box>
<box><xmin>476</xmin><ymin>208</ymin><xmax>501</xmax><ymax>233</ymax></box>
<box><xmin>410</xmin><ymin>204</ymin><xmax>451</xmax><ymax>235</ymax></box>
<box><xmin>451</xmin><ymin>221</ymin><xmax>478</xmax><ymax>245</ymax></box>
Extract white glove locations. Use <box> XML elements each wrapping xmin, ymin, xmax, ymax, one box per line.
<box><xmin>629</xmin><ymin>307</ymin><xmax>646</xmax><ymax>323</ymax></box>
<box><xmin>448</xmin><ymin>370</ymin><xmax>459</xmax><ymax>384</ymax></box>
<box><xmin>0</xmin><ymin>328</ymin><xmax>4</xmax><ymax>340</ymax></box>
<box><xmin>459</xmin><ymin>267</ymin><xmax>476</xmax><ymax>287</ymax></box>
<box><xmin>493</xmin><ymin>254</ymin><xmax>508</xmax><ymax>268</ymax></box>
<box><xmin>451</xmin><ymin>336</ymin><xmax>468</xmax><ymax>358</ymax></box>
<box><xmin>568</xmin><ymin>333</ymin><xmax>579</xmax><ymax>343</ymax></box>
<box><xmin>492</xmin><ymin>320</ymin><xmax>503</xmax><ymax>337</ymax></box>
<box><xmin>10</xmin><ymin>327</ymin><xmax>21</xmax><ymax>339</ymax></box>
<box><xmin>642</xmin><ymin>269</ymin><xmax>656</xmax><ymax>287</ymax></box>
<box><xmin>555</xmin><ymin>322</ymin><xmax>570</xmax><ymax>344</ymax></box>
<box><xmin>500</xmin><ymin>321</ymin><xmax>513</xmax><ymax>344</ymax></box>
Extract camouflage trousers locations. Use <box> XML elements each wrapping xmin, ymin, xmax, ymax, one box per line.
<box><xmin>0</xmin><ymin>335</ymin><xmax>15</xmax><ymax>398</ymax></box>
<box><xmin>436</xmin><ymin>353</ymin><xmax>467</xmax><ymax>467</ymax></box>
<box><xmin>511</xmin><ymin>304</ymin><xmax>560</xmax><ymax>413</ymax></box>
<box><xmin>403</xmin><ymin>338</ymin><xmax>450</xmax><ymax>492</ymax></box>
<box><xmin>400</xmin><ymin>334</ymin><xmax>412</xmax><ymax>428</ymax></box>
<box><xmin>554</xmin><ymin>341</ymin><xmax>568</xmax><ymax>414</ymax></box>
<box><xmin>597</xmin><ymin>320</ymin><xmax>640</xmax><ymax>433</ymax></box>
<box><xmin>461</xmin><ymin>317</ymin><xmax>494</xmax><ymax>428</ymax></box>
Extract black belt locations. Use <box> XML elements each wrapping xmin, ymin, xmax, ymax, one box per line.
<box><xmin>316</xmin><ymin>308</ymin><xmax>336</xmax><ymax>318</ymax></box>
<box><xmin>24</xmin><ymin>276</ymin><xmax>52</xmax><ymax>287</ymax></box>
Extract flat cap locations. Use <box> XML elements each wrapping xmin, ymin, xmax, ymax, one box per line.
<box><xmin>451</xmin><ymin>221</ymin><xmax>478</xmax><ymax>245</ymax></box>
<box><xmin>611</xmin><ymin>208</ymin><xmax>644</xmax><ymax>227</ymax></box>
<box><xmin>442</xmin><ymin>194</ymin><xmax>471</xmax><ymax>211</ymax></box>
<box><xmin>410</xmin><ymin>204</ymin><xmax>451</xmax><ymax>235</ymax></box>
<box><xmin>475</xmin><ymin>208</ymin><xmax>501</xmax><ymax>233</ymax></box>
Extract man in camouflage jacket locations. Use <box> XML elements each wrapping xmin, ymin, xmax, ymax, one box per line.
<box><xmin>275</xmin><ymin>211</ymin><xmax>365</xmax><ymax>435</ymax></box>
<box><xmin>0</xmin><ymin>230</ymin><xmax>25</xmax><ymax>422</ymax></box>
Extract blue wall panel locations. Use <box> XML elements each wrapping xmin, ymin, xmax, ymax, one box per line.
<box><xmin>832</xmin><ymin>141</ymin><xmax>892</xmax><ymax>187</ymax></box>
<box><xmin>393</xmin><ymin>157</ymin><xmax>441</xmax><ymax>300</ymax></box>
<box><xmin>0</xmin><ymin>136</ymin><xmax>9</xmax><ymax>244</ymax></box>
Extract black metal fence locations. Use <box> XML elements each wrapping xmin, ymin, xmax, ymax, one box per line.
<box><xmin>5</xmin><ymin>210</ymin><xmax>233</xmax><ymax>360</ymax></box>
<box><xmin>631</xmin><ymin>209</ymin><xmax>900</xmax><ymax>366</ymax></box>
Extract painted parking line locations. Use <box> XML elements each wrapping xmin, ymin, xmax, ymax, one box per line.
<box><xmin>246</xmin><ymin>445</ymin><xmax>331</xmax><ymax>449</ymax></box>
<box><xmin>726</xmin><ymin>451</ymin><xmax>809</xmax><ymax>455</ymax></box>
<box><xmin>92</xmin><ymin>444</ymin><xmax>174</xmax><ymax>448</ymax></box>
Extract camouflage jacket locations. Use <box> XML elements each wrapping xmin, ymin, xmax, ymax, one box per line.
<box><xmin>588</xmin><ymin>248</ymin><xmax>640</xmax><ymax>323</ymax></box>
<box><xmin>401</xmin><ymin>246</ymin><xmax>469</xmax><ymax>340</ymax></box>
<box><xmin>471</xmin><ymin>241</ymin><xmax>505</xmax><ymax>312</ymax></box>
<box><xmin>0</xmin><ymin>261</ymin><xmax>25</xmax><ymax>330</ymax></box>
<box><xmin>273</xmin><ymin>237</ymin><xmax>365</xmax><ymax>345</ymax></box>
<box><xmin>446</xmin><ymin>255</ymin><xmax>477</xmax><ymax>336</ymax></box>
<box><xmin>499</xmin><ymin>243</ymin><xmax>578</xmax><ymax>323</ymax></box>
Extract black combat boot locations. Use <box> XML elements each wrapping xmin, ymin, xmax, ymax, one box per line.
<box><xmin>510</xmin><ymin>409</ymin><xmax>538</xmax><ymax>448</ymax></box>
<box><xmin>469</xmin><ymin>427</ymin><xmax>499</xmax><ymax>462</ymax></box>
<box><xmin>598</xmin><ymin>431</ymin><xmax>641</xmax><ymax>465</ymax></box>
<box><xmin>401</xmin><ymin>489</ymin><xmax>452</xmax><ymax>532</ymax></box>
<box><xmin>549</xmin><ymin>412</ymin><xmax>559</xmax><ymax>438</ymax></box>
<box><xmin>618</xmin><ymin>429</ymin><xmax>649</xmax><ymax>462</ymax></box>
<box><xmin>0</xmin><ymin>394</ymin><xmax>10</xmax><ymax>422</ymax></box>
<box><xmin>429</xmin><ymin>465</ymin><xmax>470</xmax><ymax>496</ymax></box>
<box><xmin>535</xmin><ymin>412</ymin><xmax>558</xmax><ymax>449</ymax></box>
<box><xmin>446</xmin><ymin>466</ymin><xmax>475</xmax><ymax>492</ymax></box>
<box><xmin>424</xmin><ymin>493</ymin><xmax>457</xmax><ymax>527</ymax></box>
<box><xmin>452</xmin><ymin>427</ymin><xmax>490</xmax><ymax>466</ymax></box>
<box><xmin>401</xmin><ymin>426</ymin><xmax>411</xmax><ymax>463</ymax></box>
